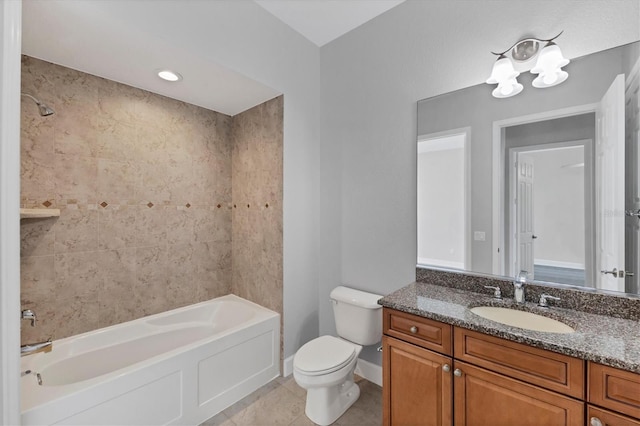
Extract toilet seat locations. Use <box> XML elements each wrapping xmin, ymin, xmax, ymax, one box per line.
<box><xmin>294</xmin><ymin>336</ymin><xmax>356</xmax><ymax>376</ymax></box>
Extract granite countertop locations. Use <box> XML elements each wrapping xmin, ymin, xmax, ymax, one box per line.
<box><xmin>379</xmin><ymin>281</ymin><xmax>640</xmax><ymax>373</ymax></box>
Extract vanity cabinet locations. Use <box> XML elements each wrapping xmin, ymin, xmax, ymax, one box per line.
<box><xmin>382</xmin><ymin>307</ymin><xmax>586</xmax><ymax>426</ymax></box>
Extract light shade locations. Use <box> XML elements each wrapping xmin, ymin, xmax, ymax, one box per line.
<box><xmin>531</xmin><ymin>42</ymin><xmax>570</xmax><ymax>88</ymax></box>
<box><xmin>487</xmin><ymin>55</ymin><xmax>521</xmax><ymax>98</ymax></box>
<box><xmin>492</xmin><ymin>78</ymin><xmax>524</xmax><ymax>98</ymax></box>
<box><xmin>486</xmin><ymin>55</ymin><xmax>519</xmax><ymax>85</ymax></box>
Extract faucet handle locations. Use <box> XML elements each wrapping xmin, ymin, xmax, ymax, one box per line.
<box><xmin>21</xmin><ymin>309</ymin><xmax>36</xmax><ymax>327</ymax></box>
<box><xmin>484</xmin><ymin>285</ymin><xmax>502</xmax><ymax>299</ymax></box>
<box><xmin>538</xmin><ymin>294</ymin><xmax>561</xmax><ymax>308</ymax></box>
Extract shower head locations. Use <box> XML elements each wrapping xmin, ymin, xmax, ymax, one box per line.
<box><xmin>21</xmin><ymin>93</ymin><xmax>55</xmax><ymax>116</ymax></box>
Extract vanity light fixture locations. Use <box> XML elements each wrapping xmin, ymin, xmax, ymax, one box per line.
<box><xmin>486</xmin><ymin>31</ymin><xmax>570</xmax><ymax>98</ymax></box>
<box><xmin>157</xmin><ymin>69</ymin><xmax>183</xmax><ymax>82</ymax></box>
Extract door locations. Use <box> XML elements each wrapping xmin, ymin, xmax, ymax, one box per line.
<box><xmin>383</xmin><ymin>336</ymin><xmax>452</xmax><ymax>426</ymax></box>
<box><xmin>515</xmin><ymin>154</ymin><xmax>535</xmax><ymax>279</ymax></box>
<box><xmin>452</xmin><ymin>361</ymin><xmax>583</xmax><ymax>426</ymax></box>
<box><xmin>625</xmin><ymin>62</ymin><xmax>640</xmax><ymax>294</ymax></box>
<box><xmin>595</xmin><ymin>74</ymin><xmax>626</xmax><ymax>291</ymax></box>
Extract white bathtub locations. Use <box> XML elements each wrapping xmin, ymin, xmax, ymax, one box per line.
<box><xmin>20</xmin><ymin>295</ymin><xmax>280</xmax><ymax>425</ymax></box>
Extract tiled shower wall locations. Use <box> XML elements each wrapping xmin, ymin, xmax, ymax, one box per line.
<box><xmin>20</xmin><ymin>56</ymin><xmax>283</xmax><ymax>344</ymax></box>
<box><xmin>231</xmin><ymin>97</ymin><xmax>283</xmax><ymax>316</ymax></box>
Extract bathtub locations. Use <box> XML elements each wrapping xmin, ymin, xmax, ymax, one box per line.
<box><xmin>20</xmin><ymin>295</ymin><xmax>280</xmax><ymax>425</ymax></box>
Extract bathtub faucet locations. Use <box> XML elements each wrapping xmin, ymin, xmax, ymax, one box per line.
<box><xmin>21</xmin><ymin>309</ymin><xmax>37</xmax><ymax>327</ymax></box>
<box><xmin>21</xmin><ymin>339</ymin><xmax>52</xmax><ymax>357</ymax></box>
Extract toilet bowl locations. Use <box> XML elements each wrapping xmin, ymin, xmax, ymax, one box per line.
<box><xmin>294</xmin><ymin>336</ymin><xmax>362</xmax><ymax>425</ymax></box>
<box><xmin>293</xmin><ymin>286</ymin><xmax>382</xmax><ymax>425</ymax></box>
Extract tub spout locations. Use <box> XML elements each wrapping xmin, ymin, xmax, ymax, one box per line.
<box><xmin>21</xmin><ymin>339</ymin><xmax>52</xmax><ymax>357</ymax></box>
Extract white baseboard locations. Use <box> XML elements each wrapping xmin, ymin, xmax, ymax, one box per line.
<box><xmin>283</xmin><ymin>355</ymin><xmax>382</xmax><ymax>388</ymax></box>
<box><xmin>534</xmin><ymin>259</ymin><xmax>584</xmax><ymax>270</ymax></box>
<box><xmin>283</xmin><ymin>354</ymin><xmax>294</xmax><ymax>377</ymax></box>
<box><xmin>355</xmin><ymin>358</ymin><xmax>382</xmax><ymax>387</ymax></box>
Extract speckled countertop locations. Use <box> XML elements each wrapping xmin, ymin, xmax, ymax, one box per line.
<box><xmin>379</xmin><ymin>281</ymin><xmax>640</xmax><ymax>373</ymax></box>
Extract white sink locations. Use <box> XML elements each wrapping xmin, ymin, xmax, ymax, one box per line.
<box><xmin>470</xmin><ymin>306</ymin><xmax>575</xmax><ymax>334</ymax></box>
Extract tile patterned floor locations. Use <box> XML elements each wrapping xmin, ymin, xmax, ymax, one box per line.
<box><xmin>200</xmin><ymin>375</ymin><xmax>382</xmax><ymax>426</ymax></box>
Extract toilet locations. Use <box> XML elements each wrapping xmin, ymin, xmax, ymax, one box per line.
<box><xmin>293</xmin><ymin>286</ymin><xmax>382</xmax><ymax>425</ymax></box>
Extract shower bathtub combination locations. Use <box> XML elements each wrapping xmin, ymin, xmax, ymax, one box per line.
<box><xmin>20</xmin><ymin>295</ymin><xmax>280</xmax><ymax>425</ymax></box>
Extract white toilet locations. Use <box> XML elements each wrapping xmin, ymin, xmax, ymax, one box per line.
<box><xmin>293</xmin><ymin>286</ymin><xmax>382</xmax><ymax>425</ymax></box>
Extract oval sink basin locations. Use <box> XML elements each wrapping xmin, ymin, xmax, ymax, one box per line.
<box><xmin>470</xmin><ymin>306</ymin><xmax>575</xmax><ymax>334</ymax></box>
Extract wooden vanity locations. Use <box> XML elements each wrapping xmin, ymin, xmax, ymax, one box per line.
<box><xmin>382</xmin><ymin>307</ymin><xmax>640</xmax><ymax>426</ymax></box>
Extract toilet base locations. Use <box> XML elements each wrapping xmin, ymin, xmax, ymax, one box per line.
<box><xmin>304</xmin><ymin>378</ymin><xmax>360</xmax><ymax>425</ymax></box>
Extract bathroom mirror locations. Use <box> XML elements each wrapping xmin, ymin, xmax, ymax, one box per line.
<box><xmin>417</xmin><ymin>40</ymin><xmax>640</xmax><ymax>296</ymax></box>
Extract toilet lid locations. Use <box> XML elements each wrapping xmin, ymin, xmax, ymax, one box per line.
<box><xmin>294</xmin><ymin>336</ymin><xmax>357</xmax><ymax>375</ymax></box>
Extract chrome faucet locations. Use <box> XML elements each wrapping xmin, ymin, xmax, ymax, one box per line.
<box><xmin>20</xmin><ymin>308</ymin><xmax>53</xmax><ymax>356</ymax></box>
<box><xmin>538</xmin><ymin>294</ymin><xmax>561</xmax><ymax>308</ymax></box>
<box><xmin>21</xmin><ymin>340</ymin><xmax>52</xmax><ymax>357</ymax></box>
<box><xmin>484</xmin><ymin>285</ymin><xmax>502</xmax><ymax>299</ymax></box>
<box><xmin>21</xmin><ymin>309</ymin><xmax>36</xmax><ymax>327</ymax></box>
<box><xmin>513</xmin><ymin>271</ymin><xmax>527</xmax><ymax>303</ymax></box>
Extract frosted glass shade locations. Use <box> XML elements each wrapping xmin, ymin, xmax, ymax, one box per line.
<box><xmin>486</xmin><ymin>56</ymin><xmax>519</xmax><ymax>85</ymax></box>
<box><xmin>492</xmin><ymin>78</ymin><xmax>524</xmax><ymax>98</ymax></box>
<box><xmin>531</xmin><ymin>43</ymin><xmax>570</xmax><ymax>88</ymax></box>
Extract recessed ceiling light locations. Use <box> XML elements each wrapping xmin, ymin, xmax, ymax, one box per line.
<box><xmin>157</xmin><ymin>69</ymin><xmax>182</xmax><ymax>82</ymax></box>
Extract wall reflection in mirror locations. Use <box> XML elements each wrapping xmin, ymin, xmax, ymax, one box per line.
<box><xmin>417</xmin><ymin>40</ymin><xmax>640</xmax><ymax>296</ymax></box>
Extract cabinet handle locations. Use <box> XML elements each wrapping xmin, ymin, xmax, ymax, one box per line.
<box><xmin>442</xmin><ymin>364</ymin><xmax>451</xmax><ymax>372</ymax></box>
<box><xmin>590</xmin><ymin>417</ymin><xmax>603</xmax><ymax>426</ymax></box>
<box><xmin>454</xmin><ymin>369</ymin><xmax>462</xmax><ymax>377</ymax></box>
<box><xmin>409</xmin><ymin>326</ymin><xmax>418</xmax><ymax>334</ymax></box>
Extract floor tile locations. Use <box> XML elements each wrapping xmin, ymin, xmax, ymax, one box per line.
<box><xmin>201</xmin><ymin>375</ymin><xmax>381</xmax><ymax>426</ymax></box>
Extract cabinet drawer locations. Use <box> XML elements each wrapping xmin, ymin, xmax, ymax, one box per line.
<box><xmin>588</xmin><ymin>405</ymin><xmax>640</xmax><ymax>426</ymax></box>
<box><xmin>589</xmin><ymin>362</ymin><xmax>640</xmax><ymax>419</ymax></box>
<box><xmin>454</xmin><ymin>327</ymin><xmax>584</xmax><ymax>399</ymax></box>
<box><xmin>383</xmin><ymin>308</ymin><xmax>452</xmax><ymax>355</ymax></box>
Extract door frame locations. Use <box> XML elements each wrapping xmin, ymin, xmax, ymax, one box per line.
<box><xmin>417</xmin><ymin>126</ymin><xmax>471</xmax><ymax>270</ymax></box>
<box><xmin>507</xmin><ymin>140</ymin><xmax>593</xmax><ymax>284</ymax></box>
<box><xmin>0</xmin><ymin>0</ymin><xmax>23</xmax><ymax>423</ymax></box>
<box><xmin>492</xmin><ymin>104</ymin><xmax>597</xmax><ymax>278</ymax></box>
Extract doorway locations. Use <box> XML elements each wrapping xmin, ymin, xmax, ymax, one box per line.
<box><xmin>507</xmin><ymin>142</ymin><xmax>590</xmax><ymax>286</ymax></box>
<box><xmin>417</xmin><ymin>128</ymin><xmax>470</xmax><ymax>270</ymax></box>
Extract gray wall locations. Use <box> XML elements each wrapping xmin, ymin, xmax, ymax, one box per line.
<box><xmin>320</xmin><ymin>0</ymin><xmax>639</xmax><ymax>366</ymax></box>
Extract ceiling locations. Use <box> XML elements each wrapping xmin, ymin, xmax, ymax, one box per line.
<box><xmin>254</xmin><ymin>0</ymin><xmax>405</xmax><ymax>47</ymax></box>
<box><xmin>21</xmin><ymin>0</ymin><xmax>405</xmax><ymax>116</ymax></box>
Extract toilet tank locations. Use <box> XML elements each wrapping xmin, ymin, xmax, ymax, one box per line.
<box><xmin>330</xmin><ymin>286</ymin><xmax>383</xmax><ymax>346</ymax></box>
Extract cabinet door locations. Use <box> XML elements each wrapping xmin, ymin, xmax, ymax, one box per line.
<box><xmin>453</xmin><ymin>361</ymin><xmax>583</xmax><ymax>426</ymax></box>
<box><xmin>383</xmin><ymin>335</ymin><xmax>452</xmax><ymax>426</ymax></box>
<box><xmin>588</xmin><ymin>405</ymin><xmax>640</xmax><ymax>426</ymax></box>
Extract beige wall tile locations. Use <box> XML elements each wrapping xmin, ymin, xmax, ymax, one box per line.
<box><xmin>21</xmin><ymin>218</ymin><xmax>56</xmax><ymax>257</ymax></box>
<box><xmin>98</xmin><ymin>206</ymin><xmax>137</xmax><ymax>250</ymax></box>
<box><xmin>97</xmin><ymin>159</ymin><xmax>141</xmax><ymax>201</ymax></box>
<box><xmin>53</xmin><ymin>209</ymin><xmax>99</xmax><ymax>254</ymax></box>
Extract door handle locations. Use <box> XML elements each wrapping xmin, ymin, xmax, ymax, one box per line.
<box><xmin>626</xmin><ymin>209</ymin><xmax>640</xmax><ymax>217</ymax></box>
<box><xmin>601</xmin><ymin>269</ymin><xmax>635</xmax><ymax>278</ymax></box>
<box><xmin>601</xmin><ymin>268</ymin><xmax>619</xmax><ymax>277</ymax></box>
<box><xmin>531</xmin><ymin>235</ymin><xmax>538</xmax><ymax>239</ymax></box>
